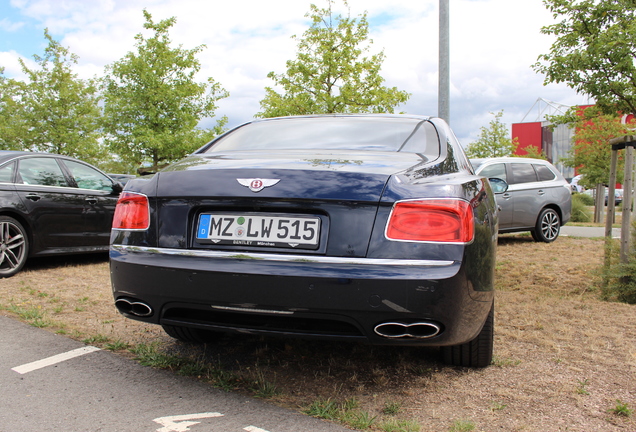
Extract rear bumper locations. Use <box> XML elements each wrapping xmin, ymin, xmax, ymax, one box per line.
<box><xmin>110</xmin><ymin>245</ymin><xmax>493</xmax><ymax>346</ymax></box>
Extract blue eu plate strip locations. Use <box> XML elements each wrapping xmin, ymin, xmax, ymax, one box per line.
<box><xmin>197</xmin><ymin>214</ymin><xmax>211</xmax><ymax>239</ymax></box>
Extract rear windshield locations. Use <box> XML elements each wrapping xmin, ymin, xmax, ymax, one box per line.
<box><xmin>202</xmin><ymin>117</ymin><xmax>440</xmax><ymax>157</ymax></box>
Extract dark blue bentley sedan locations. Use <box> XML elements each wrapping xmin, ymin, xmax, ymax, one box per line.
<box><xmin>110</xmin><ymin>114</ymin><xmax>506</xmax><ymax>367</ymax></box>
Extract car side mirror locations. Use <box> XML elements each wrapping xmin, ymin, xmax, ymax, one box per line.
<box><xmin>488</xmin><ymin>178</ymin><xmax>508</xmax><ymax>194</ymax></box>
<box><xmin>112</xmin><ymin>182</ymin><xmax>124</xmax><ymax>194</ymax></box>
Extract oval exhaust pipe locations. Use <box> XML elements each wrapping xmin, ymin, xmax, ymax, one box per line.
<box><xmin>115</xmin><ymin>298</ymin><xmax>153</xmax><ymax>317</ymax></box>
<box><xmin>374</xmin><ymin>322</ymin><xmax>441</xmax><ymax>339</ymax></box>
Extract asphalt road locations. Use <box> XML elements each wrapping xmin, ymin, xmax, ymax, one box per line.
<box><xmin>0</xmin><ymin>315</ymin><xmax>352</xmax><ymax>432</ymax></box>
<box><xmin>560</xmin><ymin>225</ymin><xmax>621</xmax><ymax>238</ymax></box>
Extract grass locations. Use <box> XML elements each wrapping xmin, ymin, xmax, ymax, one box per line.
<box><xmin>304</xmin><ymin>398</ymin><xmax>378</xmax><ymax>429</ymax></box>
<box><xmin>576</xmin><ymin>378</ymin><xmax>590</xmax><ymax>395</ymax></box>
<box><xmin>609</xmin><ymin>400</ymin><xmax>633</xmax><ymax>417</ymax></box>
<box><xmin>449</xmin><ymin>419</ymin><xmax>475</xmax><ymax>432</ymax></box>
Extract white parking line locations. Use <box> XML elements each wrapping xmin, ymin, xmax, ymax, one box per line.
<box><xmin>11</xmin><ymin>346</ymin><xmax>101</xmax><ymax>374</ymax></box>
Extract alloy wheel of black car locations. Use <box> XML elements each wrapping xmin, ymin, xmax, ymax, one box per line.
<box><xmin>0</xmin><ymin>216</ymin><xmax>29</xmax><ymax>278</ymax></box>
<box><xmin>532</xmin><ymin>208</ymin><xmax>560</xmax><ymax>243</ymax></box>
<box><xmin>162</xmin><ymin>324</ymin><xmax>223</xmax><ymax>343</ymax></box>
<box><xmin>441</xmin><ymin>303</ymin><xmax>494</xmax><ymax>368</ymax></box>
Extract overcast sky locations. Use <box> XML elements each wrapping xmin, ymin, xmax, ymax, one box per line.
<box><xmin>0</xmin><ymin>0</ymin><xmax>589</xmax><ymax>145</ymax></box>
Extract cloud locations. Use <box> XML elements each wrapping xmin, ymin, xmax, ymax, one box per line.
<box><xmin>0</xmin><ymin>0</ymin><xmax>586</xmax><ymax>145</ymax></box>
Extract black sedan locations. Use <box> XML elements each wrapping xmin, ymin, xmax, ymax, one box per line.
<box><xmin>0</xmin><ymin>151</ymin><xmax>122</xmax><ymax>277</ymax></box>
<box><xmin>110</xmin><ymin>115</ymin><xmax>505</xmax><ymax>367</ymax></box>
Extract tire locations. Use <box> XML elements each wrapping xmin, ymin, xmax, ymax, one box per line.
<box><xmin>162</xmin><ymin>324</ymin><xmax>222</xmax><ymax>343</ymax></box>
<box><xmin>0</xmin><ymin>216</ymin><xmax>29</xmax><ymax>278</ymax></box>
<box><xmin>441</xmin><ymin>303</ymin><xmax>494</xmax><ymax>368</ymax></box>
<box><xmin>532</xmin><ymin>208</ymin><xmax>561</xmax><ymax>243</ymax></box>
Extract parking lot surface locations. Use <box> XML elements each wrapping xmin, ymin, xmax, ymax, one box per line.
<box><xmin>0</xmin><ymin>315</ymin><xmax>352</xmax><ymax>432</ymax></box>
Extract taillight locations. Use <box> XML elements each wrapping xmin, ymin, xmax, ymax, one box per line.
<box><xmin>385</xmin><ymin>199</ymin><xmax>474</xmax><ymax>243</ymax></box>
<box><xmin>112</xmin><ymin>192</ymin><xmax>150</xmax><ymax>230</ymax></box>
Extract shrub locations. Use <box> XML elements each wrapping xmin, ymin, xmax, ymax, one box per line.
<box><xmin>570</xmin><ymin>194</ymin><xmax>593</xmax><ymax>222</ymax></box>
<box><xmin>574</xmin><ymin>192</ymin><xmax>594</xmax><ymax>206</ymax></box>
<box><xmin>601</xmin><ymin>238</ymin><xmax>636</xmax><ymax>304</ymax></box>
<box><xmin>601</xmin><ymin>258</ymin><xmax>636</xmax><ymax>304</ymax></box>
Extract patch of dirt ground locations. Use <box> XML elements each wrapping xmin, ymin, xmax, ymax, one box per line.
<box><xmin>1</xmin><ymin>235</ymin><xmax>635</xmax><ymax>432</ymax></box>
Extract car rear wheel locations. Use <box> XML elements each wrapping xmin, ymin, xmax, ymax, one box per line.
<box><xmin>161</xmin><ymin>324</ymin><xmax>222</xmax><ymax>343</ymax></box>
<box><xmin>0</xmin><ymin>216</ymin><xmax>29</xmax><ymax>278</ymax></box>
<box><xmin>532</xmin><ymin>208</ymin><xmax>560</xmax><ymax>243</ymax></box>
<box><xmin>441</xmin><ymin>303</ymin><xmax>494</xmax><ymax>368</ymax></box>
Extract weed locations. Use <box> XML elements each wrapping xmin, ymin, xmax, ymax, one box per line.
<box><xmin>31</xmin><ymin>318</ymin><xmax>50</xmax><ymax>328</ymax></box>
<box><xmin>449</xmin><ymin>419</ymin><xmax>475</xmax><ymax>432</ymax></box>
<box><xmin>491</xmin><ymin>355</ymin><xmax>521</xmax><ymax>367</ymax></box>
<box><xmin>7</xmin><ymin>303</ymin><xmax>50</xmax><ymax>327</ymax></box>
<box><xmin>490</xmin><ymin>401</ymin><xmax>507</xmax><ymax>411</ymax></box>
<box><xmin>129</xmin><ymin>343</ymin><xmax>183</xmax><ymax>369</ymax></box>
<box><xmin>379</xmin><ymin>418</ymin><xmax>421</xmax><ymax>432</ymax></box>
<box><xmin>382</xmin><ymin>401</ymin><xmax>402</xmax><ymax>415</ymax></box>
<box><xmin>304</xmin><ymin>397</ymin><xmax>377</xmax><ymax>429</ymax></box>
<box><xmin>609</xmin><ymin>399</ymin><xmax>633</xmax><ymax>417</ymax></box>
<box><xmin>178</xmin><ymin>361</ymin><xmax>211</xmax><ymax>378</ymax></box>
<box><xmin>304</xmin><ymin>398</ymin><xmax>340</xmax><ymax>419</ymax></box>
<box><xmin>83</xmin><ymin>334</ymin><xmax>110</xmax><ymax>344</ymax></box>
<box><xmin>341</xmin><ymin>410</ymin><xmax>376</xmax><ymax>429</ymax></box>
<box><xmin>251</xmin><ymin>370</ymin><xmax>280</xmax><ymax>398</ymax></box>
<box><xmin>104</xmin><ymin>340</ymin><xmax>130</xmax><ymax>351</ymax></box>
<box><xmin>210</xmin><ymin>369</ymin><xmax>241</xmax><ymax>392</ymax></box>
<box><xmin>576</xmin><ymin>378</ymin><xmax>590</xmax><ymax>395</ymax></box>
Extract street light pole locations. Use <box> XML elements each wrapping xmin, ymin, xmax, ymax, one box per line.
<box><xmin>439</xmin><ymin>0</ymin><xmax>450</xmax><ymax>123</ymax></box>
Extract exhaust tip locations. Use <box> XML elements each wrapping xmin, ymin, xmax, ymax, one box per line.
<box><xmin>374</xmin><ymin>321</ymin><xmax>441</xmax><ymax>339</ymax></box>
<box><xmin>115</xmin><ymin>298</ymin><xmax>153</xmax><ymax>317</ymax></box>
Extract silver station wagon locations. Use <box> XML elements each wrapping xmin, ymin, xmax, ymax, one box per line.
<box><xmin>471</xmin><ymin>157</ymin><xmax>571</xmax><ymax>242</ymax></box>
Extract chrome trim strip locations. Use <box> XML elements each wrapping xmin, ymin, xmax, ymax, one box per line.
<box><xmin>111</xmin><ymin>244</ymin><xmax>455</xmax><ymax>267</ymax></box>
<box><xmin>212</xmin><ymin>305</ymin><xmax>294</xmax><ymax>315</ymax></box>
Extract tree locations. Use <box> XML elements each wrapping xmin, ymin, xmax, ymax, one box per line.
<box><xmin>533</xmin><ymin>0</ymin><xmax>636</xmax><ymax>116</ymax></box>
<box><xmin>0</xmin><ymin>31</ymin><xmax>103</xmax><ymax>161</ymax></box>
<box><xmin>0</xmin><ymin>69</ymin><xmax>26</xmax><ymax>151</ymax></box>
<box><xmin>561</xmin><ymin>110</ymin><xmax>628</xmax><ymax>189</ymax></box>
<box><xmin>257</xmin><ymin>0</ymin><xmax>410</xmax><ymax>117</ymax></box>
<box><xmin>103</xmin><ymin>10</ymin><xmax>228</xmax><ymax>172</ymax></box>
<box><xmin>517</xmin><ymin>145</ymin><xmax>548</xmax><ymax>160</ymax></box>
<box><xmin>465</xmin><ymin>111</ymin><xmax>519</xmax><ymax>158</ymax></box>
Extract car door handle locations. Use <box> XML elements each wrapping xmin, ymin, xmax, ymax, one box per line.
<box><xmin>537</xmin><ymin>190</ymin><xmax>545</xmax><ymax>196</ymax></box>
<box><xmin>26</xmin><ymin>193</ymin><xmax>41</xmax><ymax>202</ymax></box>
<box><xmin>501</xmin><ymin>193</ymin><xmax>511</xmax><ymax>199</ymax></box>
<box><xmin>85</xmin><ymin>197</ymin><xmax>98</xmax><ymax>205</ymax></box>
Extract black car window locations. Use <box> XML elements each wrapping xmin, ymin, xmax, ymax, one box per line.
<box><xmin>17</xmin><ymin>157</ymin><xmax>69</xmax><ymax>187</ymax></box>
<box><xmin>478</xmin><ymin>163</ymin><xmax>507</xmax><ymax>182</ymax></box>
<box><xmin>534</xmin><ymin>164</ymin><xmax>556</xmax><ymax>181</ymax></box>
<box><xmin>509</xmin><ymin>163</ymin><xmax>538</xmax><ymax>184</ymax></box>
<box><xmin>0</xmin><ymin>162</ymin><xmax>15</xmax><ymax>183</ymax></box>
<box><xmin>204</xmin><ymin>117</ymin><xmax>440</xmax><ymax>158</ymax></box>
<box><xmin>63</xmin><ymin>160</ymin><xmax>114</xmax><ymax>191</ymax></box>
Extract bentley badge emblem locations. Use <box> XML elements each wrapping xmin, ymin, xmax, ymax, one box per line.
<box><xmin>237</xmin><ymin>178</ymin><xmax>281</xmax><ymax>192</ymax></box>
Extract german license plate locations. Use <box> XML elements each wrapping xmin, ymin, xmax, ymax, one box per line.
<box><xmin>196</xmin><ymin>213</ymin><xmax>321</xmax><ymax>249</ymax></box>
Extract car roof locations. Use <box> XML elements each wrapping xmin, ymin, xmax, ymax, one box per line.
<box><xmin>252</xmin><ymin>113</ymin><xmax>433</xmax><ymax>123</ymax></box>
<box><xmin>470</xmin><ymin>157</ymin><xmax>557</xmax><ymax>170</ymax></box>
<box><xmin>0</xmin><ymin>150</ymin><xmax>87</xmax><ymax>166</ymax></box>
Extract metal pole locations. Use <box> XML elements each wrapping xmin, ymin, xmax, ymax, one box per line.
<box><xmin>438</xmin><ymin>0</ymin><xmax>450</xmax><ymax>123</ymax></box>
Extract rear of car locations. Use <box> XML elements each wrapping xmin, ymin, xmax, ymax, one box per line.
<box><xmin>471</xmin><ymin>157</ymin><xmax>571</xmax><ymax>242</ymax></box>
<box><xmin>110</xmin><ymin>115</ymin><xmax>501</xmax><ymax>367</ymax></box>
